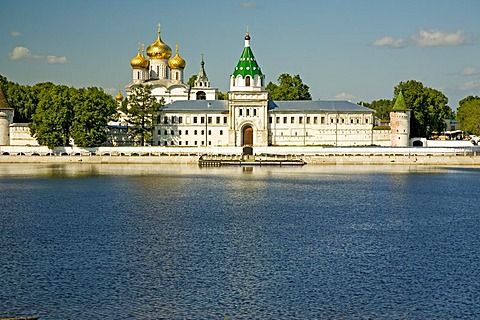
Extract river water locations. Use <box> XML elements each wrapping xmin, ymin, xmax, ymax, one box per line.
<box><xmin>1</xmin><ymin>164</ymin><xmax>479</xmax><ymax>319</ymax></box>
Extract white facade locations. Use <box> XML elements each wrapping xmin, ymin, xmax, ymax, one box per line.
<box><xmin>150</xmin><ymin>30</ymin><xmax>401</xmax><ymax>148</ymax></box>
<box><xmin>119</xmin><ymin>28</ymin><xmax>409</xmax><ymax>149</ymax></box>
<box><xmin>154</xmin><ymin>99</ymin><xmax>393</xmax><ymax>147</ymax></box>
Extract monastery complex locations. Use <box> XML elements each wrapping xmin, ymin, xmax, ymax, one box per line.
<box><xmin>113</xmin><ymin>26</ymin><xmax>411</xmax><ymax>149</ymax></box>
<box><xmin>0</xmin><ymin>25</ymin><xmax>438</xmax><ymax>151</ymax></box>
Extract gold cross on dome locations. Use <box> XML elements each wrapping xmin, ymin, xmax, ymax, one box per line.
<box><xmin>157</xmin><ymin>23</ymin><xmax>161</xmax><ymax>33</ymax></box>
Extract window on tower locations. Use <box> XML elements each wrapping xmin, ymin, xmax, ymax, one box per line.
<box><xmin>245</xmin><ymin>76</ymin><xmax>251</xmax><ymax>86</ymax></box>
<box><xmin>196</xmin><ymin>91</ymin><xmax>206</xmax><ymax>100</ymax></box>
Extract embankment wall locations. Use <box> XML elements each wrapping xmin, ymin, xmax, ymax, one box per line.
<box><xmin>1</xmin><ymin>145</ymin><xmax>480</xmax><ymax>166</ymax></box>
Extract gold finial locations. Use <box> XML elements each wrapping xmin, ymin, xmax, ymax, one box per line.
<box><xmin>247</xmin><ymin>25</ymin><xmax>249</xmax><ymax>34</ymax></box>
<box><xmin>176</xmin><ymin>43</ymin><xmax>179</xmax><ymax>54</ymax></box>
<box><xmin>157</xmin><ymin>23</ymin><xmax>161</xmax><ymax>34</ymax></box>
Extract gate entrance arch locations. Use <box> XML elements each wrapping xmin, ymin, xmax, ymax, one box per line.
<box><xmin>242</xmin><ymin>125</ymin><xmax>253</xmax><ymax>146</ymax></box>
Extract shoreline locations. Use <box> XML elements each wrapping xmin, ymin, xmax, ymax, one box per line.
<box><xmin>1</xmin><ymin>154</ymin><xmax>480</xmax><ymax>166</ymax></box>
<box><xmin>1</xmin><ymin>145</ymin><xmax>480</xmax><ymax>166</ymax></box>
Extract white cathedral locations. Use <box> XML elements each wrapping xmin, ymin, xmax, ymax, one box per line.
<box><xmin>116</xmin><ymin>25</ymin><xmax>411</xmax><ymax>148</ymax></box>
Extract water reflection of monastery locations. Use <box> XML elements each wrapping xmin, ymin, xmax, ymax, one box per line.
<box><xmin>115</xmin><ymin>25</ymin><xmax>410</xmax><ymax>148</ymax></box>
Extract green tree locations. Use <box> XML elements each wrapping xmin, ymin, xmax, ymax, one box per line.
<box><xmin>71</xmin><ymin>87</ymin><xmax>117</xmax><ymax>147</ymax></box>
<box><xmin>218</xmin><ymin>91</ymin><xmax>228</xmax><ymax>100</ymax></box>
<box><xmin>394</xmin><ymin>80</ymin><xmax>452</xmax><ymax>137</ymax></box>
<box><xmin>266</xmin><ymin>74</ymin><xmax>312</xmax><ymax>100</ymax></box>
<box><xmin>360</xmin><ymin>99</ymin><xmax>393</xmax><ymax>120</ymax></box>
<box><xmin>30</xmin><ymin>85</ymin><xmax>74</xmax><ymax>149</ymax></box>
<box><xmin>457</xmin><ymin>96</ymin><xmax>480</xmax><ymax>135</ymax></box>
<box><xmin>187</xmin><ymin>74</ymin><xmax>197</xmax><ymax>87</ymax></box>
<box><xmin>0</xmin><ymin>75</ymin><xmax>37</xmax><ymax>122</ymax></box>
<box><xmin>122</xmin><ymin>84</ymin><xmax>162</xmax><ymax>146</ymax></box>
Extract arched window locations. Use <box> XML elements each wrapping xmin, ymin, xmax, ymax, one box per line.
<box><xmin>245</xmin><ymin>76</ymin><xmax>251</xmax><ymax>86</ymax></box>
<box><xmin>196</xmin><ymin>91</ymin><xmax>206</xmax><ymax>100</ymax></box>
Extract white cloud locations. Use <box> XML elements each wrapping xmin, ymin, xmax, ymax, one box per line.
<box><xmin>413</xmin><ymin>29</ymin><xmax>470</xmax><ymax>47</ymax></box>
<box><xmin>461</xmin><ymin>67</ymin><xmax>480</xmax><ymax>76</ymax></box>
<box><xmin>373</xmin><ymin>29</ymin><xmax>471</xmax><ymax>48</ymax></box>
<box><xmin>372</xmin><ymin>36</ymin><xmax>407</xmax><ymax>48</ymax></box>
<box><xmin>240</xmin><ymin>1</ymin><xmax>258</xmax><ymax>9</ymax></box>
<box><xmin>46</xmin><ymin>55</ymin><xmax>68</xmax><ymax>64</ymax></box>
<box><xmin>9</xmin><ymin>46</ymin><xmax>41</xmax><ymax>60</ymax></box>
<box><xmin>459</xmin><ymin>80</ymin><xmax>480</xmax><ymax>91</ymax></box>
<box><xmin>335</xmin><ymin>92</ymin><xmax>356</xmax><ymax>100</ymax></box>
<box><xmin>9</xmin><ymin>46</ymin><xmax>68</xmax><ymax>64</ymax></box>
<box><xmin>10</xmin><ymin>31</ymin><xmax>21</xmax><ymax>38</ymax></box>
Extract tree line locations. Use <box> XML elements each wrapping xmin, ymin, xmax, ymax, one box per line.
<box><xmin>1</xmin><ymin>75</ymin><xmax>117</xmax><ymax>149</ymax></box>
<box><xmin>2</xmin><ymin>73</ymin><xmax>479</xmax><ymax>148</ymax></box>
<box><xmin>361</xmin><ymin>79</ymin><xmax>480</xmax><ymax>137</ymax></box>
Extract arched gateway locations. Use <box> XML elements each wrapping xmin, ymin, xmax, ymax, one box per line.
<box><xmin>242</xmin><ymin>125</ymin><xmax>253</xmax><ymax>146</ymax></box>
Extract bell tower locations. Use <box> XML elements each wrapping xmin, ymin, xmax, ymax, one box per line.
<box><xmin>228</xmin><ymin>31</ymin><xmax>268</xmax><ymax>147</ymax></box>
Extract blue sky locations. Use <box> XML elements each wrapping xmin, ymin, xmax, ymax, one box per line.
<box><xmin>1</xmin><ymin>0</ymin><xmax>479</xmax><ymax>109</ymax></box>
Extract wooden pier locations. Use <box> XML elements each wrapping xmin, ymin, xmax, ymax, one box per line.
<box><xmin>198</xmin><ymin>154</ymin><xmax>306</xmax><ymax>167</ymax></box>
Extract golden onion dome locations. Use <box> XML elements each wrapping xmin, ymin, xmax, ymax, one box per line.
<box><xmin>130</xmin><ymin>48</ymin><xmax>148</xmax><ymax>69</ymax></box>
<box><xmin>115</xmin><ymin>87</ymin><xmax>124</xmax><ymax>101</ymax></box>
<box><xmin>168</xmin><ymin>44</ymin><xmax>186</xmax><ymax>69</ymax></box>
<box><xmin>146</xmin><ymin>25</ymin><xmax>172</xmax><ymax>59</ymax></box>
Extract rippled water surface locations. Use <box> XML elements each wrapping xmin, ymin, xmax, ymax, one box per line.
<box><xmin>1</xmin><ymin>164</ymin><xmax>480</xmax><ymax>319</ymax></box>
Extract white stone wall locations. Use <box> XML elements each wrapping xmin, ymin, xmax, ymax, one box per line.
<box><xmin>155</xmin><ymin>112</ymin><xmax>230</xmax><ymax>147</ymax></box>
<box><xmin>373</xmin><ymin>130</ymin><xmax>392</xmax><ymax>147</ymax></box>
<box><xmin>228</xmin><ymin>91</ymin><xmax>269</xmax><ymax>146</ymax></box>
<box><xmin>269</xmin><ymin>112</ymin><xmax>375</xmax><ymax>146</ymax></box>
<box><xmin>10</xmin><ymin>124</ymin><xmax>39</xmax><ymax>146</ymax></box>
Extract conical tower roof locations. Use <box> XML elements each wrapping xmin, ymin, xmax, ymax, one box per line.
<box><xmin>197</xmin><ymin>55</ymin><xmax>209</xmax><ymax>82</ymax></box>
<box><xmin>232</xmin><ymin>32</ymin><xmax>263</xmax><ymax>78</ymax></box>
<box><xmin>392</xmin><ymin>91</ymin><xmax>408</xmax><ymax>111</ymax></box>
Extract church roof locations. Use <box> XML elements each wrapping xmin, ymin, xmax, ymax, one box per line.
<box><xmin>162</xmin><ymin>99</ymin><xmax>373</xmax><ymax>113</ymax></box>
<box><xmin>163</xmin><ymin>100</ymin><xmax>228</xmax><ymax>111</ymax></box>
<box><xmin>268</xmin><ymin>100</ymin><xmax>374</xmax><ymax>112</ymax></box>
<box><xmin>196</xmin><ymin>56</ymin><xmax>209</xmax><ymax>83</ymax></box>
<box><xmin>232</xmin><ymin>33</ymin><xmax>263</xmax><ymax>78</ymax></box>
<box><xmin>392</xmin><ymin>91</ymin><xmax>409</xmax><ymax>111</ymax></box>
